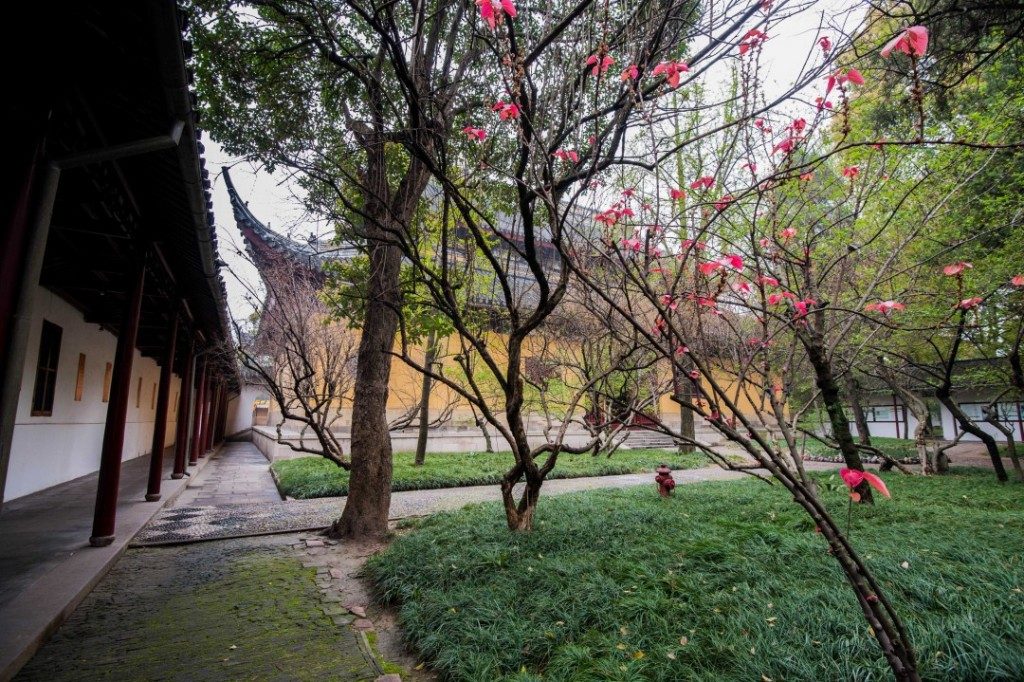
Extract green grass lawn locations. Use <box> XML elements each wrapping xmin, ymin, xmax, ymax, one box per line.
<box><xmin>272</xmin><ymin>449</ymin><xmax>708</xmax><ymax>499</ymax></box>
<box><xmin>367</xmin><ymin>470</ymin><xmax>1024</xmax><ymax>681</ymax></box>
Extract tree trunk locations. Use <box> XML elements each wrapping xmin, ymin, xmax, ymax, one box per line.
<box><xmin>331</xmin><ymin>236</ymin><xmax>402</xmax><ymax>539</ymax></box>
<box><xmin>673</xmin><ymin>364</ymin><xmax>695</xmax><ymax>453</ymax></box>
<box><xmin>982</xmin><ymin>405</ymin><xmax>1023</xmax><ymax>482</ymax></box>
<box><xmin>500</xmin><ymin>472</ymin><xmax>542</xmax><ymax>531</ymax></box>
<box><xmin>804</xmin><ymin>338</ymin><xmax>872</xmax><ymax>502</ymax></box>
<box><xmin>413</xmin><ymin>330</ymin><xmax>438</xmax><ymax>466</ymax></box>
<box><xmin>844</xmin><ymin>373</ymin><xmax>873</xmax><ymax>447</ymax></box>
<box><xmin>937</xmin><ymin>391</ymin><xmax>1008</xmax><ymax>482</ymax></box>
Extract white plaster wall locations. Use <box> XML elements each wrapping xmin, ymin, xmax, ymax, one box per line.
<box><xmin>225</xmin><ymin>383</ymin><xmax>265</xmax><ymax>436</ymax></box>
<box><xmin>5</xmin><ymin>286</ymin><xmax>183</xmax><ymax>500</ymax></box>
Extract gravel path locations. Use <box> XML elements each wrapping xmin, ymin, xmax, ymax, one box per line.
<box><xmin>134</xmin><ymin>443</ymin><xmax>843</xmax><ymax>546</ymax></box>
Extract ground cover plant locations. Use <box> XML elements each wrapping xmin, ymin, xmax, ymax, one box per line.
<box><xmin>368</xmin><ymin>471</ymin><xmax>1024</xmax><ymax>681</ymax></box>
<box><xmin>273</xmin><ymin>449</ymin><xmax>707</xmax><ymax>499</ymax></box>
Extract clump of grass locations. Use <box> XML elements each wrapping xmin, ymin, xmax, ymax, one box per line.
<box><xmin>367</xmin><ymin>471</ymin><xmax>1024</xmax><ymax>681</ymax></box>
<box><xmin>272</xmin><ymin>449</ymin><xmax>708</xmax><ymax>499</ymax></box>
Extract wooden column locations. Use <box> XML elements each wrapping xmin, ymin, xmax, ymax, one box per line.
<box><xmin>90</xmin><ymin>259</ymin><xmax>146</xmax><ymax>546</ymax></box>
<box><xmin>189</xmin><ymin>358</ymin><xmax>208</xmax><ymax>465</ymax></box>
<box><xmin>145</xmin><ymin>310</ymin><xmax>178</xmax><ymax>501</ymax></box>
<box><xmin>200</xmin><ymin>381</ymin><xmax>218</xmax><ymax>455</ymax></box>
<box><xmin>171</xmin><ymin>339</ymin><xmax>195</xmax><ymax>479</ymax></box>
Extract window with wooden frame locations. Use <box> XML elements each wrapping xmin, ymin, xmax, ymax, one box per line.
<box><xmin>102</xmin><ymin>363</ymin><xmax>112</xmax><ymax>402</ymax></box>
<box><xmin>31</xmin><ymin>321</ymin><xmax>63</xmax><ymax>416</ymax></box>
<box><xmin>74</xmin><ymin>353</ymin><xmax>86</xmax><ymax>401</ymax></box>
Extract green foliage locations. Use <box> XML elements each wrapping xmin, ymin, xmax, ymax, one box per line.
<box><xmin>272</xmin><ymin>449</ymin><xmax>708</xmax><ymax>499</ymax></box>
<box><xmin>368</xmin><ymin>472</ymin><xmax>1024</xmax><ymax>681</ymax></box>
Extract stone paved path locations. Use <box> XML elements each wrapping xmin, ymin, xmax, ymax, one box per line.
<box><xmin>134</xmin><ymin>442</ymin><xmax>846</xmax><ymax>545</ymax></box>
<box><xmin>15</xmin><ymin>534</ymin><xmax>383</xmax><ymax>681</ymax></box>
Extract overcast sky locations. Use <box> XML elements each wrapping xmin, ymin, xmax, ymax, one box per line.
<box><xmin>206</xmin><ymin>0</ymin><xmax>863</xmax><ymax>320</ymax></box>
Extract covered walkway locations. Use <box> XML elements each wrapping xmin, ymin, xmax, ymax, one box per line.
<box><xmin>0</xmin><ymin>447</ymin><xmax>214</xmax><ymax>679</ymax></box>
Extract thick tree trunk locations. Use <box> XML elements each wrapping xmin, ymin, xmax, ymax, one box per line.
<box><xmin>805</xmin><ymin>338</ymin><xmax>872</xmax><ymax>502</ymax></box>
<box><xmin>937</xmin><ymin>391</ymin><xmax>1008</xmax><ymax>482</ymax></box>
<box><xmin>500</xmin><ymin>472</ymin><xmax>542</xmax><ymax>531</ymax></box>
<box><xmin>844</xmin><ymin>373</ymin><xmax>873</xmax><ymax>447</ymax></box>
<box><xmin>331</xmin><ymin>236</ymin><xmax>402</xmax><ymax>539</ymax></box>
<box><xmin>414</xmin><ymin>331</ymin><xmax>438</xmax><ymax>466</ymax></box>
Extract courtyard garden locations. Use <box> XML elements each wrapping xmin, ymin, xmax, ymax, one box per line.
<box><xmin>368</xmin><ymin>470</ymin><xmax>1024</xmax><ymax>681</ymax></box>
<box><xmin>272</xmin><ymin>449</ymin><xmax>709</xmax><ymax>499</ymax></box>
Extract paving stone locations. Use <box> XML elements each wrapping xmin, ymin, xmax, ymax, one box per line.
<box><xmin>305</xmin><ymin>539</ymin><xmax>325</xmax><ymax>548</ymax></box>
<box><xmin>376</xmin><ymin>675</ymin><xmax>402</xmax><ymax>682</ymax></box>
<box><xmin>329</xmin><ymin>567</ymin><xmax>344</xmax><ymax>579</ymax></box>
<box><xmin>322</xmin><ymin>603</ymin><xmax>347</xmax><ymax>616</ymax></box>
<box><xmin>352</xmin><ymin>618</ymin><xmax>375</xmax><ymax>630</ymax></box>
<box><xmin>332</xmin><ymin>614</ymin><xmax>356</xmax><ymax>626</ymax></box>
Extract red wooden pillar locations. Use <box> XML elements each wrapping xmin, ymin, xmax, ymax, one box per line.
<box><xmin>200</xmin><ymin>381</ymin><xmax>218</xmax><ymax>455</ymax></box>
<box><xmin>171</xmin><ymin>339</ymin><xmax>195</xmax><ymax>479</ymax></box>
<box><xmin>90</xmin><ymin>259</ymin><xmax>146</xmax><ymax>546</ymax></box>
<box><xmin>189</xmin><ymin>358</ymin><xmax>208</xmax><ymax>465</ymax></box>
<box><xmin>145</xmin><ymin>310</ymin><xmax>178</xmax><ymax>501</ymax></box>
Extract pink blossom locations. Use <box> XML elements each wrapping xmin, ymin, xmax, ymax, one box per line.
<box><xmin>596</xmin><ymin>209</ymin><xmax>619</xmax><ymax>226</ymax></box>
<box><xmin>675</xmin><ymin>345</ymin><xmax>689</xmax><ymax>355</ymax></box>
<box><xmin>670</xmin><ymin>188</ymin><xmax>686</xmax><ymax>201</ymax></box>
<box><xmin>652</xmin><ymin>60</ymin><xmax>689</xmax><ymax>88</ymax></box>
<box><xmin>742</xmin><ymin>162</ymin><xmax>757</xmax><ymax>173</ymax></box>
<box><xmin>477</xmin><ymin>0</ymin><xmax>516</xmax><ymax>29</ymax></box>
<box><xmin>462</xmin><ymin>126</ymin><xmax>487</xmax><ymax>141</ymax></box>
<box><xmin>840</xmin><ymin>467</ymin><xmax>891</xmax><ymax>498</ymax></box>
<box><xmin>688</xmin><ymin>370</ymin><xmax>700</xmax><ymax>380</ymax></box>
<box><xmin>757</xmin><ymin>275</ymin><xmax>779</xmax><ymax>287</ymax></box>
<box><xmin>738</xmin><ymin>29</ymin><xmax>768</xmax><ymax>55</ymax></box>
<box><xmin>586</xmin><ymin>53</ymin><xmax>615</xmax><ymax>76</ymax></box>
<box><xmin>818</xmin><ymin>36</ymin><xmax>832</xmax><ymax>52</ymax></box>
<box><xmin>620</xmin><ymin>64</ymin><xmax>639</xmax><ymax>81</ymax></box>
<box><xmin>733</xmin><ymin>281</ymin><xmax>752</xmax><ymax>294</ymax></box>
<box><xmin>791</xmin><ymin>117</ymin><xmax>807</xmax><ymax>133</ymax></box>
<box><xmin>714</xmin><ymin>195</ymin><xmax>734</xmax><ymax>212</ymax></box>
<box><xmin>793</xmin><ymin>298</ymin><xmax>816</xmax><ymax>318</ymax></box>
<box><xmin>842</xmin><ymin>165</ymin><xmax>860</xmax><ymax>179</ymax></box>
<box><xmin>773</xmin><ymin>137</ymin><xmax>797</xmax><ymax>155</ymax></box>
<box><xmin>723</xmin><ymin>253</ymin><xmax>744</xmax><ymax>271</ymax></box>
<box><xmin>815</xmin><ymin>97</ymin><xmax>833</xmax><ymax>110</ymax></box>
<box><xmin>800</xmin><ymin>172</ymin><xmax>814</xmax><ymax>181</ymax></box>
<box><xmin>698</xmin><ymin>261</ymin><xmax>723</xmax><ymax>276</ymax></box>
<box><xmin>942</xmin><ymin>262</ymin><xmax>972</xmax><ymax>277</ymax></box>
<box><xmin>553</xmin><ymin>149</ymin><xmax>579</xmax><ymax>163</ymax></box>
<box><xmin>881</xmin><ymin>26</ymin><xmax>929</xmax><ymax>59</ymax></box>
<box><xmin>1012</xmin><ymin>275</ymin><xmax>1024</xmax><ymax>287</ymax></box>
<box><xmin>493</xmin><ymin>101</ymin><xmax>520</xmax><ymax>120</ymax></box>
<box><xmin>865</xmin><ymin>300</ymin><xmax>905</xmax><ymax>315</ymax></box>
<box><xmin>660</xmin><ymin>294</ymin><xmax>678</xmax><ymax>310</ymax></box>
<box><xmin>690</xmin><ymin>176</ymin><xmax>715</xmax><ymax>190</ymax></box>
<box><xmin>780</xmin><ymin>227</ymin><xmax>797</xmax><ymax>240</ymax></box>
<box><xmin>958</xmin><ymin>297</ymin><xmax>984</xmax><ymax>310</ymax></box>
<box><xmin>680</xmin><ymin>239</ymin><xmax>706</xmax><ymax>252</ymax></box>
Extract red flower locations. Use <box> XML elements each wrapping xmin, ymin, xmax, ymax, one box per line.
<box><xmin>553</xmin><ymin>149</ymin><xmax>579</xmax><ymax>163</ymax></box>
<box><xmin>477</xmin><ymin>0</ymin><xmax>516</xmax><ymax>30</ymax></box>
<box><xmin>840</xmin><ymin>467</ymin><xmax>891</xmax><ymax>499</ymax></box>
<box><xmin>773</xmin><ymin>137</ymin><xmax>797</xmax><ymax>155</ymax></box>
<box><xmin>620</xmin><ymin>64</ymin><xmax>639</xmax><ymax>81</ymax></box>
<box><xmin>688</xmin><ymin>369</ymin><xmax>700</xmax><ymax>380</ymax></box>
<box><xmin>1012</xmin><ymin>275</ymin><xmax>1024</xmax><ymax>287</ymax></box>
<box><xmin>670</xmin><ymin>188</ymin><xmax>686</xmax><ymax>201</ymax></box>
<box><xmin>689</xmin><ymin>176</ymin><xmax>715</xmax><ymax>190</ymax></box>
<box><xmin>675</xmin><ymin>345</ymin><xmax>689</xmax><ymax>355</ymax></box>
<box><xmin>698</xmin><ymin>261</ymin><xmax>723</xmax><ymax>276</ymax></box>
<box><xmin>865</xmin><ymin>300</ymin><xmax>905</xmax><ymax>315</ymax></box>
<box><xmin>881</xmin><ymin>25</ymin><xmax>929</xmax><ymax>59</ymax></box>
<box><xmin>757</xmin><ymin>275</ymin><xmax>779</xmax><ymax>287</ymax></box>
<box><xmin>842</xmin><ymin>165</ymin><xmax>860</xmax><ymax>179</ymax></box>
<box><xmin>942</xmin><ymin>262</ymin><xmax>972</xmax><ymax>277</ymax></box>
<box><xmin>652</xmin><ymin>60</ymin><xmax>689</xmax><ymax>88</ymax></box>
<box><xmin>714</xmin><ymin>195</ymin><xmax>734</xmax><ymax>212</ymax></box>
<box><xmin>958</xmin><ymin>297</ymin><xmax>983</xmax><ymax>310</ymax></box>
<box><xmin>815</xmin><ymin>97</ymin><xmax>833</xmax><ymax>110</ymax></box>
<box><xmin>800</xmin><ymin>172</ymin><xmax>814</xmax><ymax>181</ymax></box>
<box><xmin>586</xmin><ymin>53</ymin><xmax>615</xmax><ymax>76</ymax></box>
<box><xmin>779</xmin><ymin>227</ymin><xmax>797</xmax><ymax>240</ymax></box>
<box><xmin>818</xmin><ymin>36</ymin><xmax>832</xmax><ymax>52</ymax></box>
<box><xmin>738</xmin><ymin>29</ymin><xmax>768</xmax><ymax>55</ymax></box>
<box><xmin>493</xmin><ymin>101</ymin><xmax>520</xmax><ymax>119</ymax></box>
<box><xmin>462</xmin><ymin>126</ymin><xmax>487</xmax><ymax>141</ymax></box>
<box><xmin>723</xmin><ymin>253</ymin><xmax>744</xmax><ymax>271</ymax></box>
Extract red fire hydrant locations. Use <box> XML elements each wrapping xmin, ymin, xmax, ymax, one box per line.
<box><xmin>655</xmin><ymin>464</ymin><xmax>676</xmax><ymax>497</ymax></box>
